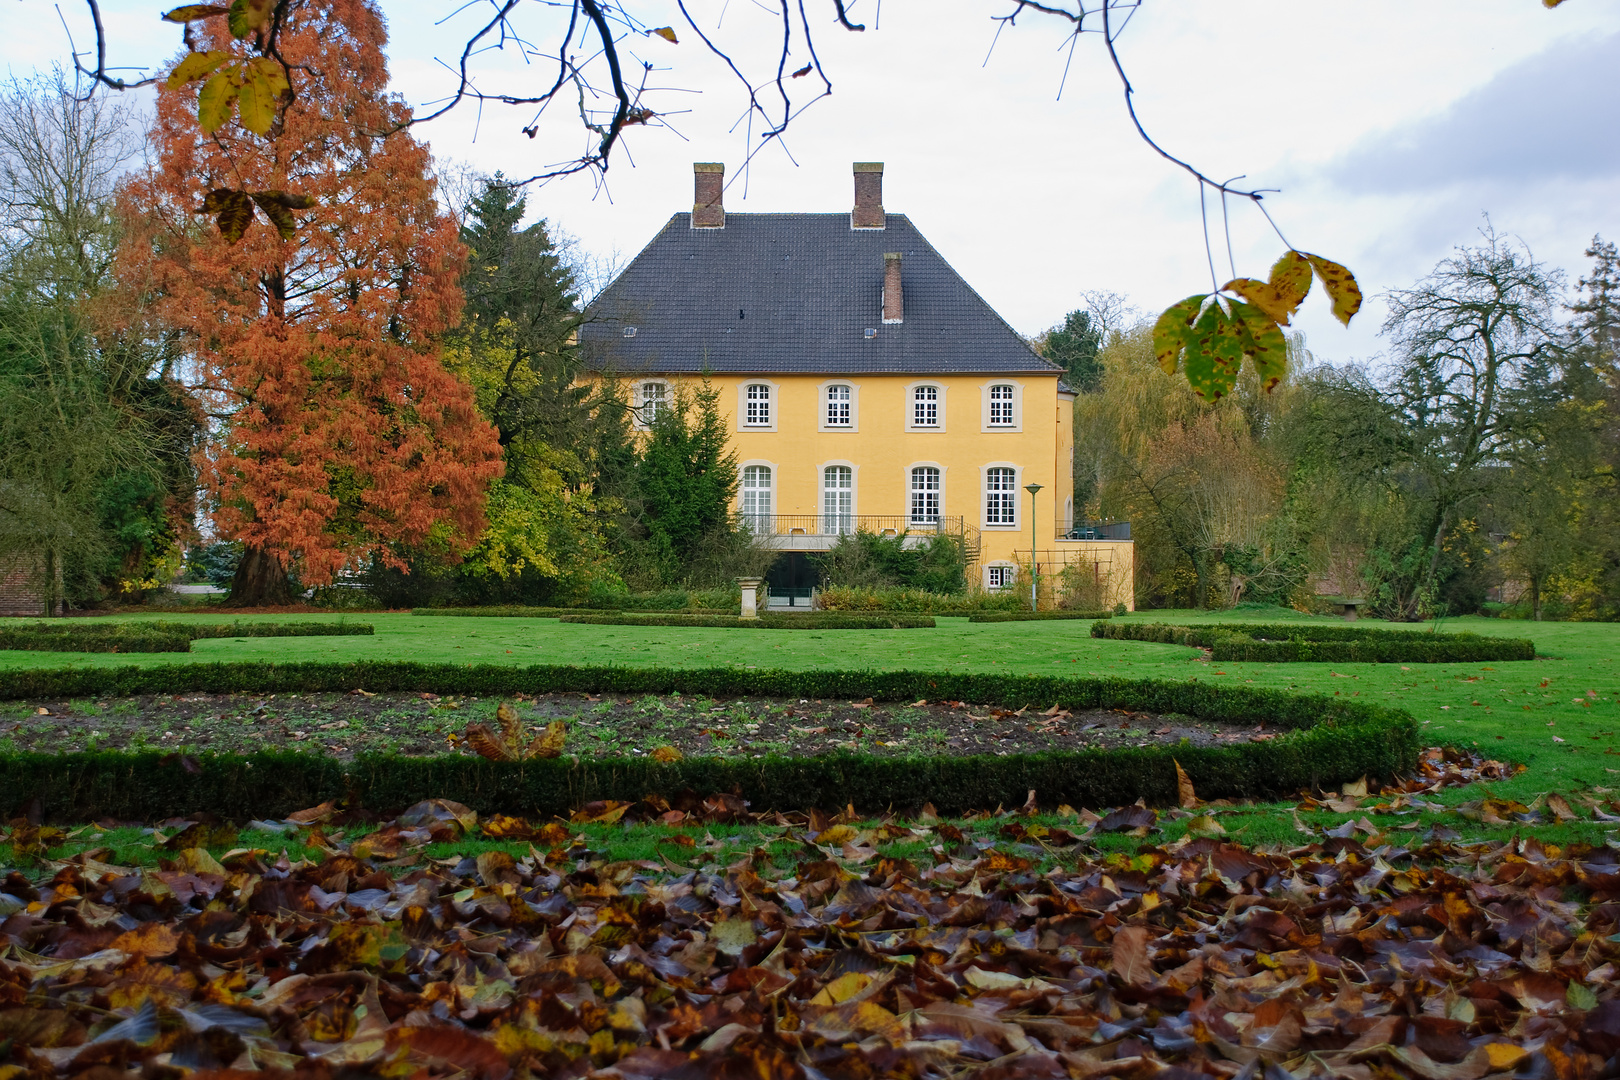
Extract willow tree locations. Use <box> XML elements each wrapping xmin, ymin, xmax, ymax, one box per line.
<box><xmin>117</xmin><ymin>0</ymin><xmax>501</xmax><ymax>604</ymax></box>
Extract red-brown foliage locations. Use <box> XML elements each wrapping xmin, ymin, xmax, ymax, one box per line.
<box><xmin>116</xmin><ymin>0</ymin><xmax>501</xmax><ymax>599</ymax></box>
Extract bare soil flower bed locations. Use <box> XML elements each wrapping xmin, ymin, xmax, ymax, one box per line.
<box><xmin>0</xmin><ymin>691</ymin><xmax>1292</xmax><ymax>760</ymax></box>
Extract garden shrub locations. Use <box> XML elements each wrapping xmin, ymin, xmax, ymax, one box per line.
<box><xmin>412</xmin><ymin>606</ymin><xmax>736</xmax><ymax>618</ymax></box>
<box><xmin>557</xmin><ymin>612</ymin><xmax>935</xmax><ymax>629</ymax></box>
<box><xmin>818</xmin><ymin>586</ymin><xmax>1026</xmax><ymax>614</ymax></box>
<box><xmin>1091</xmin><ymin>621</ymin><xmax>1536</xmax><ymax>663</ymax></box>
<box><xmin>0</xmin><ymin>662</ymin><xmax>1418</xmax><ymax>818</ymax></box>
<box><xmin>967</xmin><ymin>611</ymin><xmax>1113</xmax><ymax>623</ymax></box>
<box><xmin>812</xmin><ymin>530</ymin><xmax>970</xmax><ymax>595</ymax></box>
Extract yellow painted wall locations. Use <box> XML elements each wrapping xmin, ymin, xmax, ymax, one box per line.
<box><xmin>599</xmin><ymin>369</ymin><xmax>1133</xmax><ymax>605</ymax></box>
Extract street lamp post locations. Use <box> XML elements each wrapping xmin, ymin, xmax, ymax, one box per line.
<box><xmin>1024</xmin><ymin>483</ymin><xmax>1043</xmax><ymax>613</ymax></box>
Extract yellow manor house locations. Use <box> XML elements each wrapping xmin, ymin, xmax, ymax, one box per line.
<box><xmin>580</xmin><ymin>163</ymin><xmax>1133</xmax><ymax>609</ymax></box>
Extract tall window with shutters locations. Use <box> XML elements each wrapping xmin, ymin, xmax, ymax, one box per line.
<box><xmin>985</xmin><ymin>467</ymin><xmax>1017</xmax><ymax>526</ymax></box>
<box><xmin>909</xmin><ymin>466</ymin><xmax>941</xmax><ymax>525</ymax></box>
<box><xmin>822</xmin><ymin>466</ymin><xmax>853</xmax><ymax>534</ymax></box>
<box><xmin>740</xmin><ymin>465</ymin><xmax>772</xmax><ymax>532</ymax></box>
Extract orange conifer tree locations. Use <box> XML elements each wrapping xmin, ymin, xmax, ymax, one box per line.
<box><xmin>117</xmin><ymin>0</ymin><xmax>502</xmax><ymax>604</ymax></box>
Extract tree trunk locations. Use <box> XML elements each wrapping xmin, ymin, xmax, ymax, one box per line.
<box><xmin>1531</xmin><ymin>575</ymin><xmax>1542</xmax><ymax>621</ymax></box>
<box><xmin>230</xmin><ymin>545</ymin><xmax>294</xmax><ymax>606</ymax></box>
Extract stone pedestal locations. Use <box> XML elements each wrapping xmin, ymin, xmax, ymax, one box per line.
<box><xmin>737</xmin><ymin>578</ymin><xmax>763</xmax><ymax>619</ymax></box>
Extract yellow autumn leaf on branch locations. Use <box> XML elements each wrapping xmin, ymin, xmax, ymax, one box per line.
<box><xmin>166</xmin><ymin>50</ymin><xmax>230</xmax><ymax>89</ymax></box>
<box><xmin>196</xmin><ymin>71</ymin><xmax>238</xmax><ymax>132</ymax></box>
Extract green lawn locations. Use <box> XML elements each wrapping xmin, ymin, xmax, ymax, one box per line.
<box><xmin>2</xmin><ymin>608</ymin><xmax>1616</xmax><ymax>844</ymax></box>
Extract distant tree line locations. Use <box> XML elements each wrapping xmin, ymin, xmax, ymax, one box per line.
<box><xmin>1065</xmin><ymin>228</ymin><xmax>1619</xmax><ymax>620</ymax></box>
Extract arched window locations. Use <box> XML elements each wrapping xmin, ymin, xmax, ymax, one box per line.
<box><xmin>744</xmin><ymin>383</ymin><xmax>772</xmax><ymax>426</ymax></box>
<box><xmin>740</xmin><ymin>465</ymin><xmax>773</xmax><ymax>531</ymax></box>
<box><xmin>912</xmin><ymin>384</ymin><xmax>939</xmax><ymax>427</ymax></box>
<box><xmin>639</xmin><ymin>381</ymin><xmax>667</xmax><ymax>423</ymax></box>
<box><xmin>825</xmin><ymin>384</ymin><xmax>851</xmax><ymax>427</ymax></box>
<box><xmin>988</xmin><ymin>384</ymin><xmax>1015</xmax><ymax>426</ymax></box>
<box><xmin>985</xmin><ymin>467</ymin><xmax>1017</xmax><ymax>526</ymax></box>
<box><xmin>822</xmin><ymin>466</ymin><xmax>853</xmax><ymax>534</ymax></box>
<box><xmin>987</xmin><ymin>565</ymin><xmax>1014</xmax><ymax>590</ymax></box>
<box><xmin>909</xmin><ymin>466</ymin><xmax>941</xmax><ymax>525</ymax></box>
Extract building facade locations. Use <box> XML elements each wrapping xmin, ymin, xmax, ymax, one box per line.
<box><xmin>580</xmin><ymin>163</ymin><xmax>1132</xmax><ymax>608</ymax></box>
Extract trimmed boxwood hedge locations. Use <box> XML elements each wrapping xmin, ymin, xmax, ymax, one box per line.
<box><xmin>0</xmin><ymin>628</ymin><xmax>194</xmax><ymax>653</ymax></box>
<box><xmin>557</xmin><ymin>613</ymin><xmax>935</xmax><ymax>629</ymax></box>
<box><xmin>412</xmin><ymin>607</ymin><xmax>737</xmax><ymax>618</ymax></box>
<box><xmin>1091</xmin><ymin>621</ymin><xmax>1535</xmax><ymax>663</ymax></box>
<box><xmin>0</xmin><ymin>660</ymin><xmax>1418</xmax><ymax>819</ymax></box>
<box><xmin>0</xmin><ymin>620</ymin><xmax>373</xmax><ymax>654</ymax></box>
<box><xmin>967</xmin><ymin>611</ymin><xmax>1112</xmax><ymax>623</ymax></box>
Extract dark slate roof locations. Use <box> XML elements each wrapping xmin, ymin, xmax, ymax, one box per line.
<box><xmin>579</xmin><ymin>213</ymin><xmax>1060</xmax><ymax>376</ymax></box>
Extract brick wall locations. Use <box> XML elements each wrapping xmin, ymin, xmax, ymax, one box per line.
<box><xmin>0</xmin><ymin>554</ymin><xmax>57</xmax><ymax>617</ymax></box>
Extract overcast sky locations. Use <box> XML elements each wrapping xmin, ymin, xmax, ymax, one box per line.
<box><xmin>13</xmin><ymin>0</ymin><xmax>1620</xmax><ymax>366</ymax></box>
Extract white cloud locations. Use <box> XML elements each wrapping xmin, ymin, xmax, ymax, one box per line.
<box><xmin>1325</xmin><ymin>32</ymin><xmax>1620</xmax><ymax>193</ymax></box>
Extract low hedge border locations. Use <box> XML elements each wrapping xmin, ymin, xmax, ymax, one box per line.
<box><xmin>0</xmin><ymin>620</ymin><xmax>374</xmax><ymax>654</ymax></box>
<box><xmin>412</xmin><ymin>607</ymin><xmax>737</xmax><ymax>618</ymax></box>
<box><xmin>967</xmin><ymin>611</ymin><xmax>1112</xmax><ymax>623</ymax></box>
<box><xmin>557</xmin><ymin>613</ymin><xmax>935</xmax><ymax>630</ymax></box>
<box><xmin>1091</xmin><ymin>621</ymin><xmax>1536</xmax><ymax>663</ymax></box>
<box><xmin>0</xmin><ymin>661</ymin><xmax>1419</xmax><ymax>819</ymax></box>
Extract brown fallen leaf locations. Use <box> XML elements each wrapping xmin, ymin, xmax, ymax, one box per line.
<box><xmin>1111</xmin><ymin>925</ymin><xmax>1153</xmax><ymax>986</ymax></box>
<box><xmin>1174</xmin><ymin>758</ymin><xmax>1199</xmax><ymax>809</ymax></box>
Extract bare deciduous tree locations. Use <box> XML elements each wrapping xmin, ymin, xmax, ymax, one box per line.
<box><xmin>1380</xmin><ymin>222</ymin><xmax>1565</xmax><ymax>617</ymax></box>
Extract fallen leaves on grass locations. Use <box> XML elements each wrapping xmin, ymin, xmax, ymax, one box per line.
<box><xmin>2</xmin><ymin>813</ymin><xmax>1619</xmax><ymax>1079</ymax></box>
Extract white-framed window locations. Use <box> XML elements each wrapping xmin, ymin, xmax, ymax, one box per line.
<box><xmin>986</xmin><ymin>564</ymin><xmax>1014</xmax><ymax>590</ymax></box>
<box><xmin>822</xmin><ymin>465</ymin><xmax>853</xmax><ymax>534</ymax></box>
<box><xmin>735</xmin><ymin>381</ymin><xmax>778</xmax><ymax>431</ymax></box>
<box><xmin>818</xmin><ymin>381</ymin><xmax>859</xmax><ymax>432</ymax></box>
<box><xmin>988</xmin><ymin>384</ymin><xmax>1015</xmax><ymax>426</ymax></box>
<box><xmin>636</xmin><ymin>380</ymin><xmax>668</xmax><ymax>427</ymax></box>
<box><xmin>744</xmin><ymin>383</ymin><xmax>771</xmax><ymax>427</ymax></box>
<box><xmin>826</xmin><ymin>384</ymin><xmax>851</xmax><ymax>427</ymax></box>
<box><xmin>909</xmin><ymin>465</ymin><xmax>941</xmax><ymax>525</ymax></box>
<box><xmin>980</xmin><ymin>380</ymin><xmax>1023</xmax><ymax>431</ymax></box>
<box><xmin>985</xmin><ymin>466</ymin><xmax>1018</xmax><ymax>526</ymax></box>
<box><xmin>740</xmin><ymin>464</ymin><xmax>773</xmax><ymax>531</ymax></box>
<box><xmin>912</xmin><ymin>384</ymin><xmax>939</xmax><ymax>428</ymax></box>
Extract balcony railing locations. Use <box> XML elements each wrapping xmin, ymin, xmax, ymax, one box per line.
<box><xmin>739</xmin><ymin>515</ymin><xmax>981</xmax><ymax>561</ymax></box>
<box><xmin>1057</xmin><ymin>520</ymin><xmax>1131</xmax><ymax>541</ymax></box>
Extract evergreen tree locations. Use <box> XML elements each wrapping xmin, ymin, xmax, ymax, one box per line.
<box><xmin>452</xmin><ymin>176</ymin><xmax>636</xmax><ymax>506</ymax></box>
<box><xmin>1572</xmin><ymin>235</ymin><xmax>1620</xmax><ymax>372</ymax></box>
<box><xmin>636</xmin><ymin>380</ymin><xmax>738</xmax><ymax>583</ymax></box>
<box><xmin>1556</xmin><ymin>235</ymin><xmax>1620</xmax><ymax>616</ymax></box>
<box><xmin>436</xmin><ymin>176</ymin><xmax>638</xmax><ymax>603</ymax></box>
<box><xmin>1037</xmin><ymin>309</ymin><xmax>1104</xmax><ymax>391</ymax></box>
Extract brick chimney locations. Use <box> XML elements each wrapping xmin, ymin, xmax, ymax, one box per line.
<box><xmin>852</xmin><ymin>162</ymin><xmax>884</xmax><ymax>229</ymax></box>
<box><xmin>692</xmin><ymin>162</ymin><xmax>724</xmax><ymax>228</ymax></box>
<box><xmin>883</xmin><ymin>252</ymin><xmax>903</xmax><ymax>324</ymax></box>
